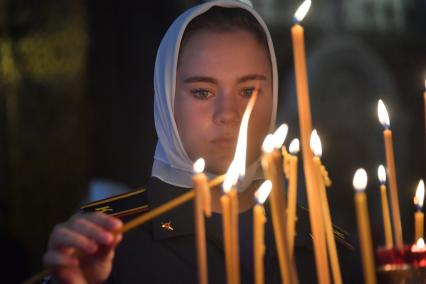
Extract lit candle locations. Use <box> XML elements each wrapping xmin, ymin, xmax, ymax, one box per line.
<box><xmin>229</xmin><ymin>187</ymin><xmax>239</xmax><ymax>284</ymax></box>
<box><xmin>253</xmin><ymin>180</ymin><xmax>272</xmax><ymax>284</ymax></box>
<box><xmin>220</xmin><ymin>191</ymin><xmax>233</xmax><ymax>284</ymax></box>
<box><xmin>291</xmin><ymin>1</ymin><xmax>330</xmax><ymax>282</ymax></box>
<box><xmin>261</xmin><ymin>130</ymin><xmax>297</xmax><ymax>284</ymax></box>
<box><xmin>310</xmin><ymin>130</ymin><xmax>342</xmax><ymax>284</ymax></box>
<box><xmin>414</xmin><ymin>180</ymin><xmax>425</xmax><ymax>242</ymax></box>
<box><xmin>377</xmin><ymin>165</ymin><xmax>393</xmax><ymax>248</ymax></box>
<box><xmin>192</xmin><ymin>158</ymin><xmax>210</xmax><ymax>284</ymax></box>
<box><xmin>377</xmin><ymin>99</ymin><xmax>403</xmax><ymax>248</ymax></box>
<box><xmin>353</xmin><ymin>169</ymin><xmax>377</xmax><ymax>284</ymax></box>
<box><xmin>411</xmin><ymin>237</ymin><xmax>426</xmax><ymax>253</ymax></box>
<box><xmin>222</xmin><ymin>162</ymin><xmax>238</xmax><ymax>284</ymax></box>
<box><xmin>221</xmin><ymin>87</ymin><xmax>258</xmax><ymax>284</ymax></box>
<box><xmin>286</xmin><ymin>138</ymin><xmax>299</xmax><ymax>256</ymax></box>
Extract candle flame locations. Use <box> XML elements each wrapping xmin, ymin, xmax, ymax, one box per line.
<box><xmin>377</xmin><ymin>165</ymin><xmax>386</xmax><ymax>184</ymax></box>
<box><xmin>309</xmin><ymin>129</ymin><xmax>322</xmax><ymax>157</ymax></box>
<box><xmin>222</xmin><ymin>89</ymin><xmax>258</xmax><ymax>192</ymax></box>
<box><xmin>193</xmin><ymin>158</ymin><xmax>205</xmax><ymax>174</ymax></box>
<box><xmin>416</xmin><ymin>237</ymin><xmax>425</xmax><ymax>248</ymax></box>
<box><xmin>294</xmin><ymin>0</ymin><xmax>312</xmax><ymax>23</ymax></box>
<box><xmin>254</xmin><ymin>180</ymin><xmax>272</xmax><ymax>204</ymax></box>
<box><xmin>415</xmin><ymin>179</ymin><xmax>425</xmax><ymax>209</ymax></box>
<box><xmin>262</xmin><ymin>134</ymin><xmax>275</xmax><ymax>154</ymax></box>
<box><xmin>377</xmin><ymin>99</ymin><xmax>390</xmax><ymax>128</ymax></box>
<box><xmin>353</xmin><ymin>168</ymin><xmax>368</xmax><ymax>192</ymax></box>
<box><xmin>289</xmin><ymin>138</ymin><xmax>300</xmax><ymax>155</ymax></box>
<box><xmin>273</xmin><ymin>124</ymin><xmax>288</xmax><ymax>149</ymax></box>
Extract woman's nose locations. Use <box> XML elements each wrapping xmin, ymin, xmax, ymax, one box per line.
<box><xmin>212</xmin><ymin>90</ymin><xmax>240</xmax><ymax>125</ymax></box>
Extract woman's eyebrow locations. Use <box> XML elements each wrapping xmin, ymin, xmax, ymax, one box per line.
<box><xmin>237</xmin><ymin>74</ymin><xmax>267</xmax><ymax>83</ymax></box>
<box><xmin>183</xmin><ymin>76</ymin><xmax>217</xmax><ymax>84</ymax></box>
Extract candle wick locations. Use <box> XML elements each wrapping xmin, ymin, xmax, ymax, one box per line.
<box><xmin>292</xmin><ymin>17</ymin><xmax>300</xmax><ymax>25</ymax></box>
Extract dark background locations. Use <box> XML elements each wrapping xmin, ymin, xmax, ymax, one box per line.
<box><xmin>0</xmin><ymin>0</ymin><xmax>424</xmax><ymax>282</ymax></box>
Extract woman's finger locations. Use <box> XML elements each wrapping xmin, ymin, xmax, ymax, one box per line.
<box><xmin>43</xmin><ymin>250</ymin><xmax>79</xmax><ymax>269</ymax></box>
<box><xmin>49</xmin><ymin>226</ymin><xmax>98</xmax><ymax>254</ymax></box>
<box><xmin>83</xmin><ymin>212</ymin><xmax>123</xmax><ymax>231</ymax></box>
<box><xmin>68</xmin><ymin>217</ymin><xmax>115</xmax><ymax>245</ymax></box>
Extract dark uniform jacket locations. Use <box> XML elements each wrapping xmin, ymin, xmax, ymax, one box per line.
<box><xmin>83</xmin><ymin>177</ymin><xmax>360</xmax><ymax>283</ymax></box>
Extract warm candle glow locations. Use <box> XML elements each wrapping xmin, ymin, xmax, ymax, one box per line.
<box><xmin>377</xmin><ymin>165</ymin><xmax>386</xmax><ymax>185</ymax></box>
<box><xmin>233</xmin><ymin>89</ymin><xmax>258</xmax><ymax>177</ymax></box>
<box><xmin>411</xmin><ymin>237</ymin><xmax>426</xmax><ymax>253</ymax></box>
<box><xmin>262</xmin><ymin>134</ymin><xmax>275</xmax><ymax>154</ymax></box>
<box><xmin>289</xmin><ymin>138</ymin><xmax>300</xmax><ymax>155</ymax></box>
<box><xmin>294</xmin><ymin>0</ymin><xmax>312</xmax><ymax>23</ymax></box>
<box><xmin>273</xmin><ymin>124</ymin><xmax>288</xmax><ymax>149</ymax></box>
<box><xmin>416</xmin><ymin>237</ymin><xmax>425</xmax><ymax>248</ymax></box>
<box><xmin>193</xmin><ymin>158</ymin><xmax>206</xmax><ymax>174</ymax></box>
<box><xmin>223</xmin><ymin>90</ymin><xmax>258</xmax><ymax>192</ymax></box>
<box><xmin>353</xmin><ymin>169</ymin><xmax>368</xmax><ymax>192</ymax></box>
<box><xmin>310</xmin><ymin>129</ymin><xmax>322</xmax><ymax>158</ymax></box>
<box><xmin>255</xmin><ymin>180</ymin><xmax>273</xmax><ymax>205</ymax></box>
<box><xmin>377</xmin><ymin>99</ymin><xmax>390</xmax><ymax>129</ymax></box>
<box><xmin>415</xmin><ymin>180</ymin><xmax>425</xmax><ymax>210</ymax></box>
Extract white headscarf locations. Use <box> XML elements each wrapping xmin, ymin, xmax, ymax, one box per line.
<box><xmin>152</xmin><ymin>0</ymin><xmax>278</xmax><ymax>188</ymax></box>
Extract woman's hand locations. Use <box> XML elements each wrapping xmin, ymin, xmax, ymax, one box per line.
<box><xmin>43</xmin><ymin>212</ymin><xmax>123</xmax><ymax>284</ymax></box>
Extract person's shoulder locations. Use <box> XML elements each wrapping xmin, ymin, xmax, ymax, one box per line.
<box><xmin>80</xmin><ymin>184</ymin><xmax>150</xmax><ymax>218</ymax></box>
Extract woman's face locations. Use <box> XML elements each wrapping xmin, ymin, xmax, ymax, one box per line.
<box><xmin>175</xmin><ymin>29</ymin><xmax>273</xmax><ymax>174</ymax></box>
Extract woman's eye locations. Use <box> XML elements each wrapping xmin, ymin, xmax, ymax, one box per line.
<box><xmin>191</xmin><ymin>89</ymin><xmax>213</xmax><ymax>100</ymax></box>
<box><xmin>240</xmin><ymin>87</ymin><xmax>256</xmax><ymax>98</ymax></box>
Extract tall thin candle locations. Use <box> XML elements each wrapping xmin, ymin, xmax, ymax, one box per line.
<box><xmin>377</xmin><ymin>165</ymin><xmax>393</xmax><ymax>248</ymax></box>
<box><xmin>291</xmin><ymin>1</ymin><xmax>330</xmax><ymax>282</ymax></box>
<box><xmin>261</xmin><ymin>133</ymin><xmax>297</xmax><ymax>284</ymax></box>
<box><xmin>378</xmin><ymin>99</ymin><xmax>403</xmax><ymax>248</ymax></box>
<box><xmin>353</xmin><ymin>169</ymin><xmax>377</xmax><ymax>284</ymax></box>
<box><xmin>414</xmin><ymin>180</ymin><xmax>425</xmax><ymax>241</ymax></box>
<box><xmin>286</xmin><ymin>138</ymin><xmax>299</xmax><ymax>256</ymax></box>
<box><xmin>192</xmin><ymin>158</ymin><xmax>210</xmax><ymax>284</ymax></box>
<box><xmin>310</xmin><ymin>130</ymin><xmax>342</xmax><ymax>284</ymax></box>
<box><xmin>253</xmin><ymin>180</ymin><xmax>272</xmax><ymax>284</ymax></box>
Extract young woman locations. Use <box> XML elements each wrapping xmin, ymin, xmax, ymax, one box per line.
<box><xmin>43</xmin><ymin>1</ymin><xmax>354</xmax><ymax>283</ymax></box>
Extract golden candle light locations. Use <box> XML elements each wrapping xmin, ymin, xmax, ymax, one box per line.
<box><xmin>353</xmin><ymin>169</ymin><xmax>377</xmax><ymax>284</ymax></box>
<box><xmin>222</xmin><ymin>161</ymin><xmax>239</xmax><ymax>284</ymax></box>
<box><xmin>261</xmin><ymin>131</ymin><xmax>297</xmax><ymax>284</ymax></box>
<box><xmin>378</xmin><ymin>99</ymin><xmax>403</xmax><ymax>248</ymax></box>
<box><xmin>411</xmin><ymin>237</ymin><xmax>426</xmax><ymax>253</ymax></box>
<box><xmin>220</xmin><ymin>189</ymin><xmax>233</xmax><ymax>284</ymax></box>
<box><xmin>222</xmin><ymin>87</ymin><xmax>258</xmax><ymax>284</ymax></box>
<box><xmin>253</xmin><ymin>180</ymin><xmax>272</xmax><ymax>284</ymax></box>
<box><xmin>287</xmin><ymin>138</ymin><xmax>299</xmax><ymax>256</ymax></box>
<box><xmin>193</xmin><ymin>158</ymin><xmax>209</xmax><ymax>284</ymax></box>
<box><xmin>377</xmin><ymin>165</ymin><xmax>393</xmax><ymax>248</ymax></box>
<box><xmin>291</xmin><ymin>1</ymin><xmax>330</xmax><ymax>282</ymax></box>
<box><xmin>414</xmin><ymin>179</ymin><xmax>425</xmax><ymax>241</ymax></box>
<box><xmin>310</xmin><ymin>130</ymin><xmax>342</xmax><ymax>284</ymax></box>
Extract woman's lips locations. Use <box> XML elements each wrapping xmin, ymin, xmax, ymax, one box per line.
<box><xmin>210</xmin><ymin>136</ymin><xmax>236</xmax><ymax>146</ymax></box>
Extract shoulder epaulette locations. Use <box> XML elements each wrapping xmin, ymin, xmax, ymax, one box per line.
<box><xmin>80</xmin><ymin>187</ymin><xmax>149</xmax><ymax>218</ymax></box>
